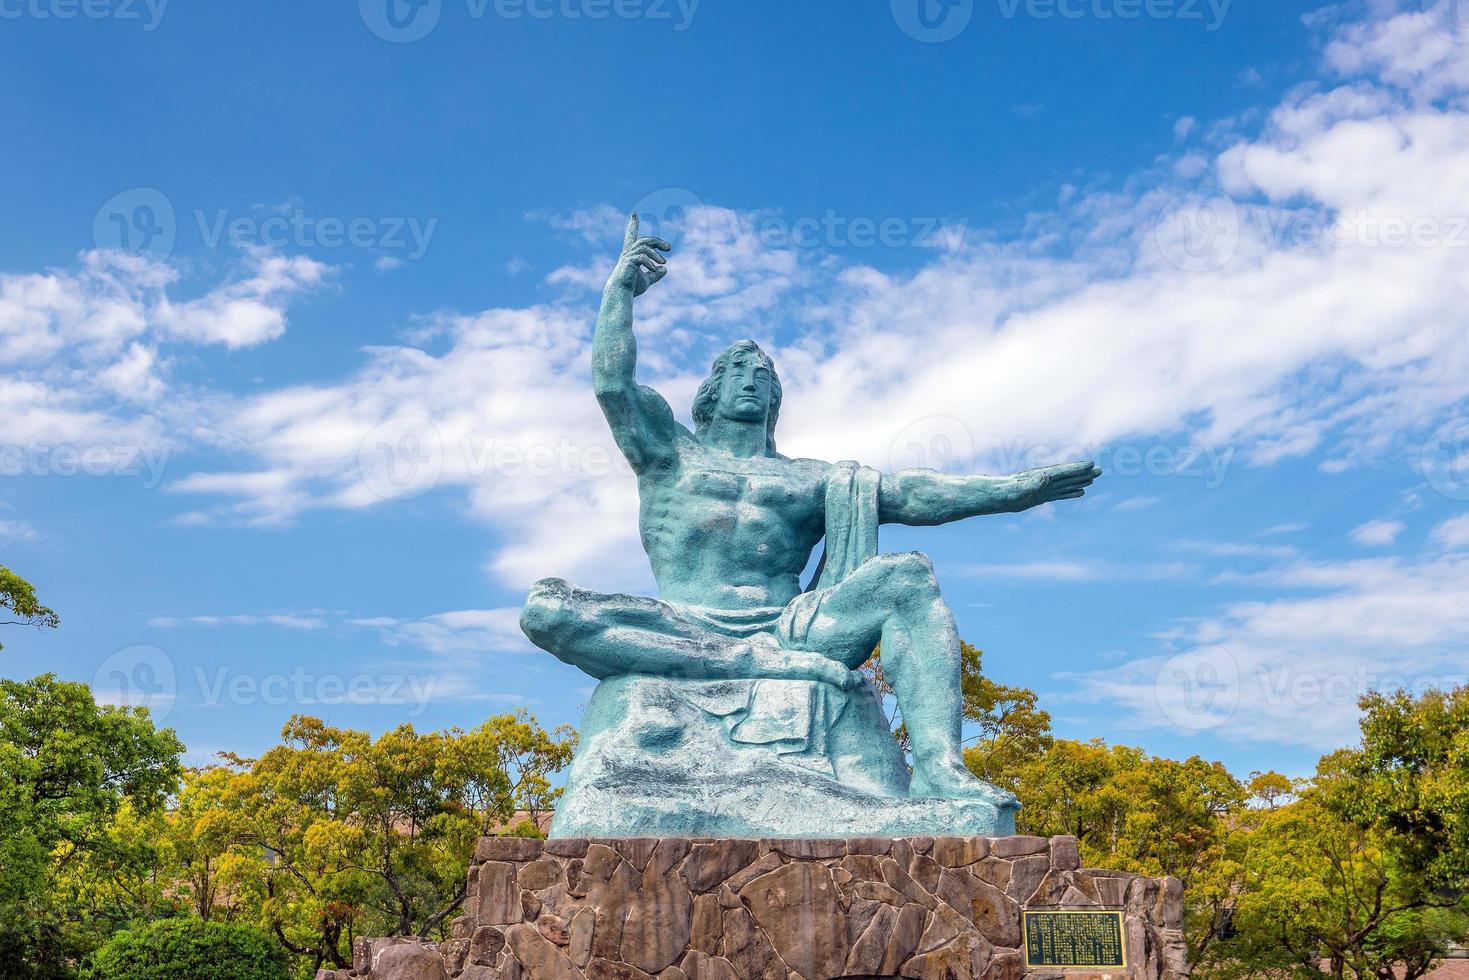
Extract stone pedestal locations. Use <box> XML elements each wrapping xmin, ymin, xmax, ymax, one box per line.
<box><xmin>327</xmin><ymin>835</ymin><xmax>1188</xmax><ymax>980</ymax></box>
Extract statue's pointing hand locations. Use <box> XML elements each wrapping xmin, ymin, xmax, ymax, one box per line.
<box><xmin>611</xmin><ymin>212</ymin><xmax>673</xmax><ymax>297</ymax></box>
<box><xmin>1013</xmin><ymin>460</ymin><xmax>1102</xmax><ymax>509</ymax></box>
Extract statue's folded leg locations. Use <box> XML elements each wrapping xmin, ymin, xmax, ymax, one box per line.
<box><xmin>783</xmin><ymin>552</ymin><xmax>1018</xmax><ymax>807</ymax></box>
<box><xmin>519</xmin><ymin>577</ymin><xmax>858</xmax><ymax>688</ymax></box>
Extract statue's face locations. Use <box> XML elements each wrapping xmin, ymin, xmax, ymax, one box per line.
<box><xmin>715</xmin><ymin>348</ymin><xmax>773</xmax><ymax>424</ymax></box>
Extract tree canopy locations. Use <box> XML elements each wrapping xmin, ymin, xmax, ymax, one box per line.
<box><xmin>0</xmin><ymin>565</ymin><xmax>58</xmax><ymax>651</ymax></box>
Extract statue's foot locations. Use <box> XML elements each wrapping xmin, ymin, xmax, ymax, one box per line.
<box><xmin>909</xmin><ymin>757</ymin><xmax>1020</xmax><ymax>810</ymax></box>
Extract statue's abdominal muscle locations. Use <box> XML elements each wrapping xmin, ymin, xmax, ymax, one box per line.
<box><xmin>639</xmin><ymin>463</ymin><xmax>824</xmax><ymax>608</ymax></box>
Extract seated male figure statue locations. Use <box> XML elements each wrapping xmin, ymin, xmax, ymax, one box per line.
<box><xmin>521</xmin><ymin>214</ymin><xmax>1100</xmax><ymax>837</ymax></box>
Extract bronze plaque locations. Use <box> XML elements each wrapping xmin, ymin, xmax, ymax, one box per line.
<box><xmin>1023</xmin><ymin>910</ymin><xmax>1126</xmax><ymax>968</ymax></box>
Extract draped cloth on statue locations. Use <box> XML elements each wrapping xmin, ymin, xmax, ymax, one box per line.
<box><xmin>665</xmin><ymin>460</ymin><xmax>880</xmax><ymax>761</ymax></box>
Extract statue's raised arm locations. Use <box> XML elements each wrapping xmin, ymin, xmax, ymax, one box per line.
<box><xmin>592</xmin><ymin>213</ymin><xmax>681</xmax><ymax>474</ymax></box>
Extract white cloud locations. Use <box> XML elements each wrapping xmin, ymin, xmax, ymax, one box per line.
<box><xmin>1257</xmin><ymin>522</ymin><xmax>1308</xmax><ymax>536</ymax></box>
<box><xmin>0</xmin><ymin>519</ymin><xmax>38</xmax><ymax>543</ymax></box>
<box><xmin>149</xmin><ymin>612</ymin><xmax>328</xmax><ymax>630</ymax></box>
<box><xmin>1350</xmin><ymin>518</ymin><xmax>1405</xmax><ymax>545</ymax></box>
<box><xmin>0</xmin><ymin>248</ymin><xmax>329</xmax><ymax>451</ymax></box>
<box><xmin>962</xmin><ymin>559</ymin><xmax>1196</xmax><ymax>582</ymax></box>
<box><xmin>1433</xmin><ymin>512</ymin><xmax>1469</xmax><ymax>550</ymax></box>
<box><xmin>348</xmin><ymin>608</ymin><xmax>531</xmax><ymax>654</ymax></box>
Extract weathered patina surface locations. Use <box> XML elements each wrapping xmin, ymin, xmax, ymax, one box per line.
<box><xmin>520</xmin><ymin>214</ymin><xmax>1101</xmax><ymax>838</ymax></box>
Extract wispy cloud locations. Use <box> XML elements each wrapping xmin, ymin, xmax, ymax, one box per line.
<box><xmin>149</xmin><ymin>613</ymin><xmax>328</xmax><ymax>630</ymax></box>
<box><xmin>1350</xmin><ymin>518</ymin><xmax>1405</xmax><ymax>546</ymax></box>
<box><xmin>1071</xmin><ymin>550</ymin><xmax>1469</xmax><ymax>749</ymax></box>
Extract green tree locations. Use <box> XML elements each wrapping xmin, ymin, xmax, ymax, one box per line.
<box><xmin>82</xmin><ymin>918</ymin><xmax>287</xmax><ymax>980</ymax></box>
<box><xmin>1211</xmin><ymin>783</ymin><xmax>1468</xmax><ymax>979</ymax></box>
<box><xmin>1337</xmin><ymin>686</ymin><xmax>1469</xmax><ymax>892</ymax></box>
<box><xmin>0</xmin><ymin>566</ymin><xmax>58</xmax><ymax>651</ymax></box>
<box><xmin>191</xmin><ymin>712</ymin><xmax>575</xmax><ymax>976</ymax></box>
<box><xmin>0</xmin><ymin>674</ymin><xmax>183</xmax><ymax>978</ymax></box>
<box><xmin>1197</xmin><ymin>687</ymin><xmax>1469</xmax><ymax>979</ymax></box>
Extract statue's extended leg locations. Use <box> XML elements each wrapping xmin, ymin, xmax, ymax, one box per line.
<box><xmin>520</xmin><ymin>578</ymin><xmax>857</xmax><ymax>689</ymax></box>
<box><xmin>793</xmin><ymin>553</ymin><xmax>1016</xmax><ymax>805</ymax></box>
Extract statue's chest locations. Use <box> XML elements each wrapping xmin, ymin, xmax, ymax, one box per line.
<box><xmin>663</xmin><ymin>467</ymin><xmax>817</xmax><ymax>521</ymax></box>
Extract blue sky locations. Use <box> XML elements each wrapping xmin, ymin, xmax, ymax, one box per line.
<box><xmin>3</xmin><ymin>0</ymin><xmax>1468</xmax><ymax>781</ymax></box>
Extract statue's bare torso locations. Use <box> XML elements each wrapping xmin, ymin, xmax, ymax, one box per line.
<box><xmin>639</xmin><ymin>437</ymin><xmax>831</xmax><ymax>610</ymax></box>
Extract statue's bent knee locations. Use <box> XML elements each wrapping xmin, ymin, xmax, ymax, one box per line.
<box><xmin>520</xmin><ymin>577</ymin><xmax>574</xmax><ymax>649</ymax></box>
<box><xmin>879</xmin><ymin>551</ymin><xmax>940</xmax><ymax>593</ymax></box>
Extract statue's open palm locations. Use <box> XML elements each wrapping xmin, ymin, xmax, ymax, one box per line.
<box><xmin>1014</xmin><ymin>460</ymin><xmax>1102</xmax><ymax>508</ymax></box>
<box><xmin>611</xmin><ymin>213</ymin><xmax>672</xmax><ymax>296</ymax></box>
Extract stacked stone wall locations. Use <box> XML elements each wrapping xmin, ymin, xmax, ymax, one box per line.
<box><xmin>324</xmin><ymin>835</ymin><xmax>1188</xmax><ymax>980</ymax></box>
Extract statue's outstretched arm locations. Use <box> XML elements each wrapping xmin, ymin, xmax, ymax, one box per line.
<box><xmin>593</xmin><ymin>213</ymin><xmax>681</xmax><ymax>473</ymax></box>
<box><xmin>877</xmin><ymin>460</ymin><xmax>1100</xmax><ymax>526</ymax></box>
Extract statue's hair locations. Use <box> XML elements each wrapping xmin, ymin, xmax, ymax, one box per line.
<box><xmin>692</xmin><ymin>340</ymin><xmax>782</xmax><ymax>451</ymax></box>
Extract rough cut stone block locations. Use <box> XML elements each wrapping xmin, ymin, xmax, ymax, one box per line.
<box><xmin>352</xmin><ymin>836</ymin><xmax>1185</xmax><ymax>980</ymax></box>
<box><xmin>371</xmin><ymin>944</ymin><xmax>448</xmax><ymax>980</ymax></box>
<box><xmin>681</xmin><ymin>840</ymin><xmax>759</xmax><ymax>893</ymax></box>
<box><xmin>1050</xmin><ymin>834</ymin><xmax>1081</xmax><ymax>870</ymax></box>
<box><xmin>767</xmin><ymin>838</ymin><xmax>844</xmax><ymax>859</ymax></box>
<box><xmin>478</xmin><ymin>837</ymin><xmax>544</xmax><ymax>863</ymax></box>
<box><xmin>739</xmin><ymin>862</ymin><xmax>848</xmax><ymax>980</ymax></box>
<box><xmin>933</xmin><ymin>836</ymin><xmax>989</xmax><ymax>867</ymax></box>
<box><xmin>477</xmin><ymin>863</ymin><xmax>522</xmax><ymax>926</ymax></box>
<box><xmin>990</xmin><ymin>834</ymin><xmax>1048</xmax><ymax>859</ymax></box>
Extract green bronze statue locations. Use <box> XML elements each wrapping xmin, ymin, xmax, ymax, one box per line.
<box><xmin>521</xmin><ymin>214</ymin><xmax>1100</xmax><ymax>838</ymax></box>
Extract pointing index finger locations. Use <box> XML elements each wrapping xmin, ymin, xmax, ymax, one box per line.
<box><xmin>624</xmin><ymin>213</ymin><xmax>640</xmax><ymax>249</ymax></box>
